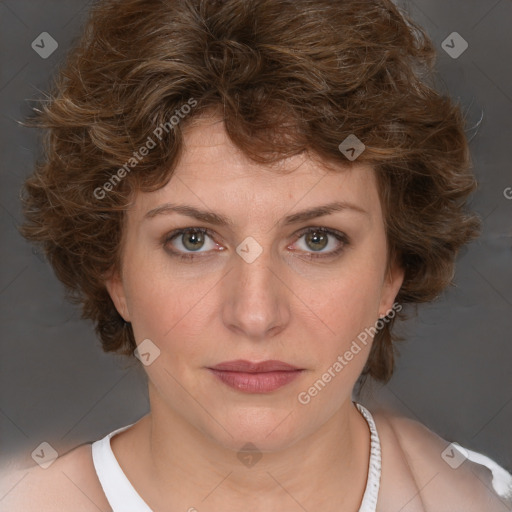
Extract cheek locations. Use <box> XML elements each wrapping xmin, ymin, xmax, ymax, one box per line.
<box><xmin>295</xmin><ymin>274</ymin><xmax>384</xmax><ymax>403</ymax></box>
<box><xmin>301</xmin><ymin>261</ymin><xmax>385</xmax><ymax>345</ymax></box>
<box><xmin>123</xmin><ymin>252</ymin><xmax>216</xmax><ymax>358</ymax></box>
<box><xmin>127</xmin><ymin>279</ymin><xmax>193</xmax><ymax>342</ymax></box>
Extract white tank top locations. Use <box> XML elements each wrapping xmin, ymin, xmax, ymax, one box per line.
<box><xmin>91</xmin><ymin>402</ymin><xmax>512</xmax><ymax>512</ymax></box>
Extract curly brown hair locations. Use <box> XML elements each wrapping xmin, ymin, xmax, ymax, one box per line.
<box><xmin>19</xmin><ymin>0</ymin><xmax>480</xmax><ymax>384</ymax></box>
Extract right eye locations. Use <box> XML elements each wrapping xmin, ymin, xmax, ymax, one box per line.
<box><xmin>163</xmin><ymin>227</ymin><xmax>223</xmax><ymax>260</ymax></box>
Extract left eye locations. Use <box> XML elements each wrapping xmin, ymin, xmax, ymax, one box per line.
<box><xmin>291</xmin><ymin>226</ymin><xmax>348</xmax><ymax>258</ymax></box>
<box><xmin>163</xmin><ymin>226</ymin><xmax>348</xmax><ymax>260</ymax></box>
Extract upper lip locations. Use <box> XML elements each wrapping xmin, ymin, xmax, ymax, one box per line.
<box><xmin>209</xmin><ymin>360</ymin><xmax>301</xmax><ymax>373</ymax></box>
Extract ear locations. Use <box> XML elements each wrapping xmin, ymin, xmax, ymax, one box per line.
<box><xmin>104</xmin><ymin>268</ymin><xmax>131</xmax><ymax>322</ymax></box>
<box><xmin>378</xmin><ymin>259</ymin><xmax>404</xmax><ymax>317</ymax></box>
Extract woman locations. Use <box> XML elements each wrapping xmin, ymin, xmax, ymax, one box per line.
<box><xmin>3</xmin><ymin>0</ymin><xmax>511</xmax><ymax>510</ymax></box>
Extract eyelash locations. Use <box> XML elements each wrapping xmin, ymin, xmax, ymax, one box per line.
<box><xmin>162</xmin><ymin>226</ymin><xmax>349</xmax><ymax>262</ymax></box>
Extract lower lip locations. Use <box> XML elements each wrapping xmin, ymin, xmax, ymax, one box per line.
<box><xmin>208</xmin><ymin>369</ymin><xmax>303</xmax><ymax>393</ymax></box>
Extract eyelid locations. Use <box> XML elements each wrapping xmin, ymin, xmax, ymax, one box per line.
<box><xmin>293</xmin><ymin>226</ymin><xmax>349</xmax><ymax>245</ymax></box>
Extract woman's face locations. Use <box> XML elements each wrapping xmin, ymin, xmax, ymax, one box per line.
<box><xmin>106</xmin><ymin>116</ymin><xmax>403</xmax><ymax>452</ymax></box>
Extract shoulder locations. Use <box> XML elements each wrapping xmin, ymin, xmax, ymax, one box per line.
<box><xmin>369</xmin><ymin>408</ymin><xmax>512</xmax><ymax>512</ymax></box>
<box><xmin>0</xmin><ymin>442</ymin><xmax>111</xmax><ymax>512</ymax></box>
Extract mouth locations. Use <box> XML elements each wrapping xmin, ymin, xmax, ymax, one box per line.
<box><xmin>207</xmin><ymin>360</ymin><xmax>304</xmax><ymax>393</ymax></box>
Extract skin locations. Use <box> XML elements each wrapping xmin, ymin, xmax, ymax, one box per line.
<box><xmin>104</xmin><ymin>115</ymin><xmax>404</xmax><ymax>512</ymax></box>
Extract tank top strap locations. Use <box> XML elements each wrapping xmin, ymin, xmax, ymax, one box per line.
<box><xmin>354</xmin><ymin>402</ymin><xmax>382</xmax><ymax>512</ymax></box>
<box><xmin>91</xmin><ymin>423</ymin><xmax>153</xmax><ymax>512</ymax></box>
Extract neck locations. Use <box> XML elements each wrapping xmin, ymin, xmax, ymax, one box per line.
<box><xmin>118</xmin><ymin>383</ymin><xmax>370</xmax><ymax>512</ymax></box>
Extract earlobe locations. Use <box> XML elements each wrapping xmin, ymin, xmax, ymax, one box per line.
<box><xmin>379</xmin><ymin>261</ymin><xmax>405</xmax><ymax>317</ymax></box>
<box><xmin>104</xmin><ymin>269</ymin><xmax>131</xmax><ymax>322</ymax></box>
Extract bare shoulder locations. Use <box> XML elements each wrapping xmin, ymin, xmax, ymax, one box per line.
<box><xmin>370</xmin><ymin>408</ymin><xmax>512</xmax><ymax>512</ymax></box>
<box><xmin>0</xmin><ymin>443</ymin><xmax>111</xmax><ymax>512</ymax></box>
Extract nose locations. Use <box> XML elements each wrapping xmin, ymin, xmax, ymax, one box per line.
<box><xmin>221</xmin><ymin>243</ymin><xmax>291</xmax><ymax>342</ymax></box>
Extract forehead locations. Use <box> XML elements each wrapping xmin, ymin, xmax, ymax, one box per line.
<box><xmin>129</xmin><ymin>117</ymin><xmax>380</xmax><ymax>221</ymax></box>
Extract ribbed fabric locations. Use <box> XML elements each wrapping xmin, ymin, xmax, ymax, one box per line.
<box><xmin>355</xmin><ymin>402</ymin><xmax>381</xmax><ymax>512</ymax></box>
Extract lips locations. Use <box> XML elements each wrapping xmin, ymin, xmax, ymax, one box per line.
<box><xmin>209</xmin><ymin>360</ymin><xmax>300</xmax><ymax>372</ymax></box>
<box><xmin>207</xmin><ymin>360</ymin><xmax>303</xmax><ymax>393</ymax></box>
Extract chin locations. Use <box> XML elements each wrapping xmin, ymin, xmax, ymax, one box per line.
<box><xmin>198</xmin><ymin>406</ymin><xmax>309</xmax><ymax>454</ymax></box>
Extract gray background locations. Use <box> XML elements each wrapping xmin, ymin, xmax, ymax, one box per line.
<box><xmin>0</xmin><ymin>0</ymin><xmax>511</xmax><ymax>479</ymax></box>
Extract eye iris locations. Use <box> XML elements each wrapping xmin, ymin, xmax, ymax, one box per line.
<box><xmin>305</xmin><ymin>231</ymin><xmax>328</xmax><ymax>251</ymax></box>
<box><xmin>183</xmin><ymin>230</ymin><xmax>205</xmax><ymax>251</ymax></box>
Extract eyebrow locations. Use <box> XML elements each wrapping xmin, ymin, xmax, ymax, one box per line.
<box><xmin>144</xmin><ymin>201</ymin><xmax>368</xmax><ymax>226</ymax></box>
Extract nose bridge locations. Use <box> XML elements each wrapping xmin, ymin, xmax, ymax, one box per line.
<box><xmin>222</xmin><ymin>237</ymin><xmax>289</xmax><ymax>339</ymax></box>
